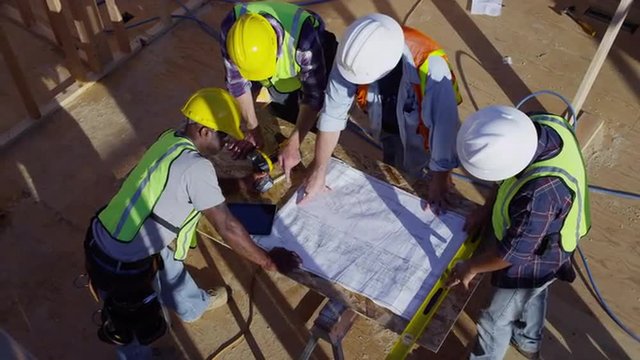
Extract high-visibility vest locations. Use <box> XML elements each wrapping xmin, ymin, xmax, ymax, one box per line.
<box><xmin>97</xmin><ymin>130</ymin><xmax>202</xmax><ymax>261</ymax></box>
<box><xmin>234</xmin><ymin>2</ymin><xmax>319</xmax><ymax>94</ymax></box>
<box><xmin>356</xmin><ymin>26</ymin><xmax>462</xmax><ymax>149</ymax></box>
<box><xmin>492</xmin><ymin>114</ymin><xmax>591</xmax><ymax>252</ymax></box>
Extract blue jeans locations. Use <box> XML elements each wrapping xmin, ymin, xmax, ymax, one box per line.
<box><xmin>115</xmin><ymin>247</ymin><xmax>210</xmax><ymax>360</ymax></box>
<box><xmin>470</xmin><ymin>280</ymin><xmax>553</xmax><ymax>360</ymax></box>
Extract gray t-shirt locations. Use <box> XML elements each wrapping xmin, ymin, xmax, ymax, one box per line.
<box><xmin>93</xmin><ymin>151</ymin><xmax>225</xmax><ymax>262</ymax></box>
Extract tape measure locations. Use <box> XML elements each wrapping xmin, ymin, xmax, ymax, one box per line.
<box><xmin>385</xmin><ymin>234</ymin><xmax>481</xmax><ymax>359</ymax></box>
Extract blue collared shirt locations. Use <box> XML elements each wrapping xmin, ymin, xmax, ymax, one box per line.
<box><xmin>316</xmin><ymin>49</ymin><xmax>459</xmax><ymax>172</ymax></box>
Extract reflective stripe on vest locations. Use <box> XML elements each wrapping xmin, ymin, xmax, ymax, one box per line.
<box><xmin>97</xmin><ymin>130</ymin><xmax>203</xmax><ymax>260</ymax></box>
<box><xmin>235</xmin><ymin>2</ymin><xmax>317</xmax><ymax>93</ymax></box>
<box><xmin>491</xmin><ymin>114</ymin><xmax>591</xmax><ymax>252</ymax></box>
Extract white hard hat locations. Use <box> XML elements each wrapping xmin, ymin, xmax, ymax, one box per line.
<box><xmin>457</xmin><ymin>106</ymin><xmax>538</xmax><ymax>181</ymax></box>
<box><xmin>336</xmin><ymin>14</ymin><xmax>404</xmax><ymax>84</ymax></box>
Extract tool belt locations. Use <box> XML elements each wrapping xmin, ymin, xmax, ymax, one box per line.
<box><xmin>84</xmin><ymin>222</ymin><xmax>167</xmax><ymax>346</ymax></box>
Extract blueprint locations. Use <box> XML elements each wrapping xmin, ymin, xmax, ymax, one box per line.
<box><xmin>254</xmin><ymin>158</ymin><xmax>468</xmax><ymax>319</ymax></box>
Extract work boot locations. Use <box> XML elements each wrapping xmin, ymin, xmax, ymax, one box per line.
<box><xmin>510</xmin><ymin>338</ymin><xmax>542</xmax><ymax>360</ymax></box>
<box><xmin>206</xmin><ymin>286</ymin><xmax>229</xmax><ymax>311</ymax></box>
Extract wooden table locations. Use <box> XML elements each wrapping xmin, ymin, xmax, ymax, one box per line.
<box><xmin>198</xmin><ymin>110</ymin><xmax>482</xmax><ymax>353</ymax></box>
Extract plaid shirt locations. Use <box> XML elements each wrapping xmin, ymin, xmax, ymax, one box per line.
<box><xmin>220</xmin><ymin>8</ymin><xmax>327</xmax><ymax>111</ymax></box>
<box><xmin>492</xmin><ymin>122</ymin><xmax>576</xmax><ymax>289</ymax></box>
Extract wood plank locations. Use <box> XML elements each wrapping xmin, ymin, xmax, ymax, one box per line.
<box><xmin>0</xmin><ymin>21</ymin><xmax>40</xmax><ymax>119</ymax></box>
<box><xmin>15</xmin><ymin>0</ymin><xmax>36</xmax><ymax>27</ymax></box>
<box><xmin>43</xmin><ymin>0</ymin><xmax>87</xmax><ymax>81</ymax></box>
<box><xmin>1</xmin><ymin>0</ymin><xmax>210</xmax><ymax>148</ymax></box>
<box><xmin>39</xmin><ymin>0</ymin><xmax>63</xmax><ymax>46</ymax></box>
<box><xmin>104</xmin><ymin>0</ymin><xmax>131</xmax><ymax>54</ymax></box>
<box><xmin>576</xmin><ymin>111</ymin><xmax>605</xmax><ymax>150</ymax></box>
<box><xmin>570</xmin><ymin>0</ymin><xmax>634</xmax><ymax>115</ymax></box>
<box><xmin>0</xmin><ymin>3</ymin><xmax>58</xmax><ymax>45</ymax></box>
<box><xmin>81</xmin><ymin>0</ymin><xmax>112</xmax><ymax>67</ymax></box>
<box><xmin>198</xmin><ymin>112</ymin><xmax>481</xmax><ymax>353</ymax></box>
<box><xmin>160</xmin><ymin>0</ymin><xmax>174</xmax><ymax>27</ymax></box>
<box><xmin>66</xmin><ymin>0</ymin><xmax>102</xmax><ymax>72</ymax></box>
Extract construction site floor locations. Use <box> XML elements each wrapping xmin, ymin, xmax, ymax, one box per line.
<box><xmin>0</xmin><ymin>0</ymin><xmax>638</xmax><ymax>359</ymax></box>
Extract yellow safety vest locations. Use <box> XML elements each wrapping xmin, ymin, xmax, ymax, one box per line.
<box><xmin>234</xmin><ymin>2</ymin><xmax>319</xmax><ymax>93</ymax></box>
<box><xmin>97</xmin><ymin>130</ymin><xmax>202</xmax><ymax>260</ymax></box>
<box><xmin>492</xmin><ymin>114</ymin><xmax>591</xmax><ymax>252</ymax></box>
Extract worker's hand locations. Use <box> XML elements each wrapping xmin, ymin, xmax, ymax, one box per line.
<box><xmin>445</xmin><ymin>261</ymin><xmax>476</xmax><ymax>290</ymax></box>
<box><xmin>268</xmin><ymin>247</ymin><xmax>302</xmax><ymax>273</ymax></box>
<box><xmin>424</xmin><ymin>171</ymin><xmax>452</xmax><ymax>215</ymax></box>
<box><xmin>260</xmin><ymin>253</ymin><xmax>277</xmax><ymax>272</ymax></box>
<box><xmin>278</xmin><ymin>140</ymin><xmax>302</xmax><ymax>184</ymax></box>
<box><xmin>228</xmin><ymin>127</ymin><xmax>264</xmax><ymax>159</ymax></box>
<box><xmin>298</xmin><ymin>168</ymin><xmax>331</xmax><ymax>205</ymax></box>
<box><xmin>464</xmin><ymin>204</ymin><xmax>491</xmax><ymax>238</ymax></box>
<box><xmin>245</xmin><ymin>126</ymin><xmax>265</xmax><ymax>149</ymax></box>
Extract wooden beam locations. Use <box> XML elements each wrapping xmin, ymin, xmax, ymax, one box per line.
<box><xmin>576</xmin><ymin>112</ymin><xmax>605</xmax><ymax>150</ymax></box>
<box><xmin>81</xmin><ymin>0</ymin><xmax>112</xmax><ymax>65</ymax></box>
<box><xmin>43</xmin><ymin>0</ymin><xmax>87</xmax><ymax>81</ymax></box>
<box><xmin>0</xmin><ymin>3</ymin><xmax>58</xmax><ymax>45</ymax></box>
<box><xmin>0</xmin><ymin>0</ymin><xmax>210</xmax><ymax>148</ymax></box>
<box><xmin>66</xmin><ymin>0</ymin><xmax>103</xmax><ymax>72</ymax></box>
<box><xmin>160</xmin><ymin>0</ymin><xmax>174</xmax><ymax>27</ymax></box>
<box><xmin>63</xmin><ymin>0</ymin><xmax>113</xmax><ymax>72</ymax></box>
<box><xmin>40</xmin><ymin>0</ymin><xmax>63</xmax><ymax>46</ymax></box>
<box><xmin>0</xmin><ymin>22</ymin><xmax>41</xmax><ymax>119</ymax></box>
<box><xmin>104</xmin><ymin>0</ymin><xmax>131</xmax><ymax>53</ymax></box>
<box><xmin>15</xmin><ymin>0</ymin><xmax>36</xmax><ymax>27</ymax></box>
<box><xmin>571</xmin><ymin>0</ymin><xmax>635</xmax><ymax>115</ymax></box>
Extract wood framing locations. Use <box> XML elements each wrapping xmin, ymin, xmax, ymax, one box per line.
<box><xmin>0</xmin><ymin>22</ymin><xmax>40</xmax><ymax>119</ymax></box>
<box><xmin>105</xmin><ymin>0</ymin><xmax>131</xmax><ymax>54</ymax></box>
<box><xmin>1</xmin><ymin>0</ymin><xmax>210</xmax><ymax>148</ymax></box>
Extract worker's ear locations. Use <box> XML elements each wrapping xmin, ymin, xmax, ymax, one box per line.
<box><xmin>198</xmin><ymin>126</ymin><xmax>215</xmax><ymax>140</ymax></box>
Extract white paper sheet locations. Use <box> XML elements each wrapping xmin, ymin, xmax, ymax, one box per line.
<box><xmin>470</xmin><ymin>0</ymin><xmax>503</xmax><ymax>16</ymax></box>
<box><xmin>254</xmin><ymin>159</ymin><xmax>467</xmax><ymax>319</ymax></box>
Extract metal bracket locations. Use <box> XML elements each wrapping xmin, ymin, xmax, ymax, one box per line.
<box><xmin>299</xmin><ymin>300</ymin><xmax>357</xmax><ymax>360</ymax></box>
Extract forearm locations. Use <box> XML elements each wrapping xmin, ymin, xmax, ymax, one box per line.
<box><xmin>220</xmin><ymin>221</ymin><xmax>269</xmax><ymax>265</ymax></box>
<box><xmin>431</xmin><ymin>170</ymin><xmax>450</xmax><ymax>185</ymax></box>
<box><xmin>312</xmin><ymin>130</ymin><xmax>340</xmax><ymax>172</ymax></box>
<box><xmin>236</xmin><ymin>91</ymin><xmax>259</xmax><ymax>130</ymax></box>
<box><xmin>467</xmin><ymin>246</ymin><xmax>511</xmax><ymax>275</ymax></box>
<box><xmin>293</xmin><ymin>103</ymin><xmax>319</xmax><ymax>144</ymax></box>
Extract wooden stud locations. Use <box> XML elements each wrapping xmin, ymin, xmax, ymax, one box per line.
<box><xmin>15</xmin><ymin>0</ymin><xmax>36</xmax><ymax>27</ymax></box>
<box><xmin>66</xmin><ymin>0</ymin><xmax>103</xmax><ymax>72</ymax></box>
<box><xmin>576</xmin><ymin>112</ymin><xmax>605</xmax><ymax>151</ymax></box>
<box><xmin>0</xmin><ymin>3</ymin><xmax>59</xmax><ymax>45</ymax></box>
<box><xmin>104</xmin><ymin>0</ymin><xmax>130</xmax><ymax>53</ymax></box>
<box><xmin>64</xmin><ymin>0</ymin><xmax>113</xmax><ymax>72</ymax></box>
<box><xmin>1</xmin><ymin>0</ymin><xmax>209</xmax><ymax>148</ymax></box>
<box><xmin>43</xmin><ymin>0</ymin><xmax>87</xmax><ymax>81</ymax></box>
<box><xmin>81</xmin><ymin>0</ymin><xmax>112</xmax><ymax>65</ymax></box>
<box><xmin>0</xmin><ymin>22</ymin><xmax>41</xmax><ymax>119</ymax></box>
<box><xmin>40</xmin><ymin>0</ymin><xmax>64</xmax><ymax>46</ymax></box>
<box><xmin>160</xmin><ymin>0</ymin><xmax>173</xmax><ymax>27</ymax></box>
<box><xmin>571</xmin><ymin>0</ymin><xmax>634</xmax><ymax>116</ymax></box>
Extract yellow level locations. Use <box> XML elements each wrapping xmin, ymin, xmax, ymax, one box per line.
<box><xmin>385</xmin><ymin>234</ymin><xmax>481</xmax><ymax>359</ymax></box>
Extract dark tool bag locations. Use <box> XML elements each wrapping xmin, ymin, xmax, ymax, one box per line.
<box><xmin>84</xmin><ymin>223</ymin><xmax>167</xmax><ymax>346</ymax></box>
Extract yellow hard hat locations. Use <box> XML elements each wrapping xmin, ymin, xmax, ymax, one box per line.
<box><xmin>181</xmin><ymin>88</ymin><xmax>244</xmax><ymax>140</ymax></box>
<box><xmin>227</xmin><ymin>13</ymin><xmax>277</xmax><ymax>81</ymax></box>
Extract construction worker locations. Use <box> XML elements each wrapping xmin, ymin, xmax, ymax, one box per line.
<box><xmin>220</xmin><ymin>1</ymin><xmax>337</xmax><ymax>181</ymax></box>
<box><xmin>446</xmin><ymin>106</ymin><xmax>590</xmax><ymax>360</ymax></box>
<box><xmin>84</xmin><ymin>88</ymin><xmax>276</xmax><ymax>358</ymax></box>
<box><xmin>300</xmin><ymin>14</ymin><xmax>462</xmax><ymax>213</ymax></box>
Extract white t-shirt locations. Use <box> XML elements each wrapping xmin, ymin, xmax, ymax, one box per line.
<box><xmin>93</xmin><ymin>151</ymin><xmax>225</xmax><ymax>262</ymax></box>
